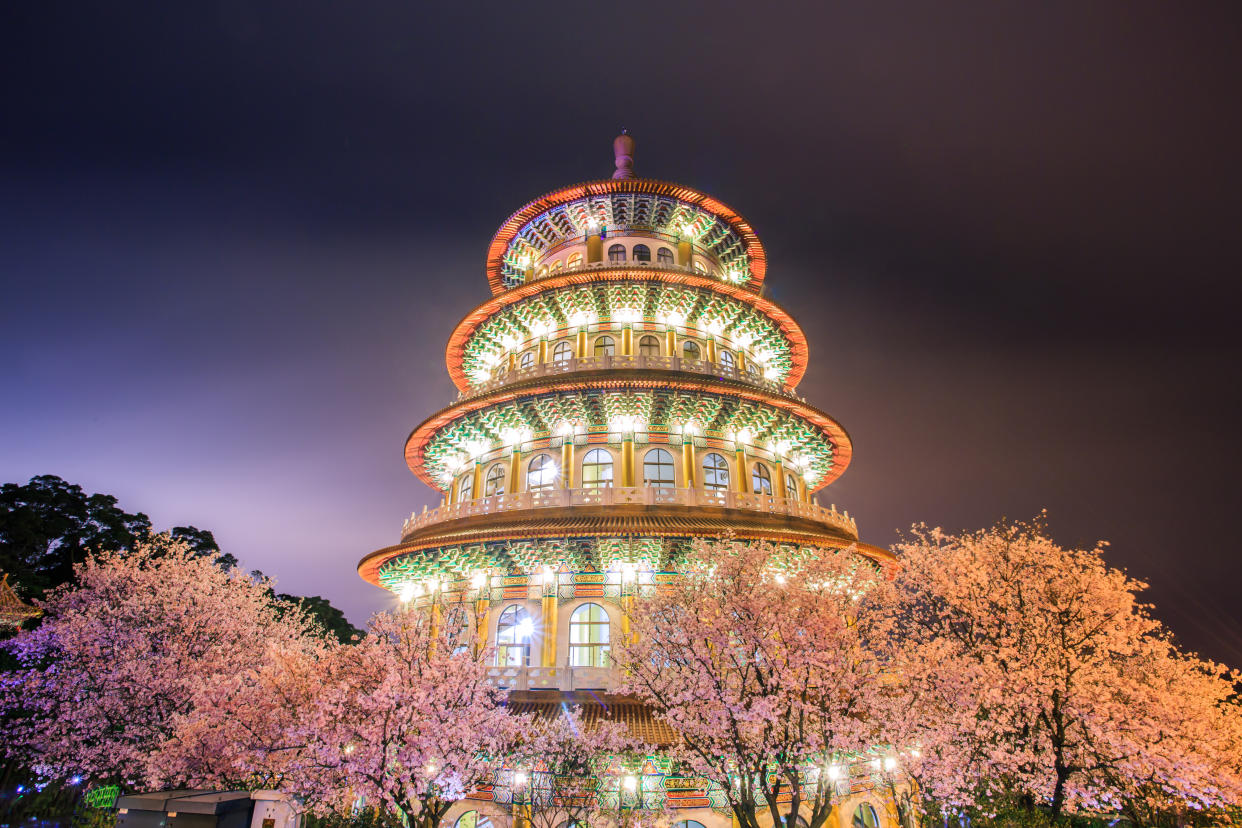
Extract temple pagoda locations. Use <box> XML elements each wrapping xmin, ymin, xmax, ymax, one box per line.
<box><xmin>358</xmin><ymin>135</ymin><xmax>896</xmax><ymax>828</ymax></box>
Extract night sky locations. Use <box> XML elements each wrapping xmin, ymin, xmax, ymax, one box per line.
<box><xmin>3</xmin><ymin>3</ymin><xmax>1241</xmax><ymax>664</ymax></box>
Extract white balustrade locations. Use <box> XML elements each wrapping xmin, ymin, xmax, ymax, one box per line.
<box><xmin>457</xmin><ymin>353</ymin><xmax>799</xmax><ymax>401</ymax></box>
<box><xmin>402</xmin><ymin>486</ymin><xmax>858</xmax><ymax>540</ymax></box>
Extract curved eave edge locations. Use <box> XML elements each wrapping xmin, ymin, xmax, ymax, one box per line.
<box><xmin>484</xmin><ymin>178</ymin><xmax>768</xmax><ymax>296</ymax></box>
<box><xmin>444</xmin><ymin>268</ymin><xmax>809</xmax><ymax>392</ymax></box>
<box><xmin>402</xmin><ymin>375</ymin><xmax>853</xmax><ymax>493</ymax></box>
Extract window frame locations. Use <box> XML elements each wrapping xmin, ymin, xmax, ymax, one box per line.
<box><xmin>552</xmin><ymin>340</ymin><xmax>573</xmax><ymax>364</ymax></box>
<box><xmin>496</xmin><ymin>604</ymin><xmax>532</xmax><ymax>666</ymax></box>
<box><xmin>643</xmin><ymin>447</ymin><xmax>676</xmax><ymax>488</ymax></box>
<box><xmin>527</xmin><ymin>454</ymin><xmax>557</xmax><ymax>492</ymax></box>
<box><xmin>638</xmin><ymin>335</ymin><xmax>661</xmax><ymax>357</ymax></box>
<box><xmin>484</xmin><ymin>463</ymin><xmax>506</xmax><ymax>497</ymax></box>
<box><xmin>581</xmin><ymin>448</ymin><xmax>614</xmax><ymax>489</ymax></box>
<box><xmin>632</xmin><ymin>243</ymin><xmax>651</xmax><ymax>262</ymax></box>
<box><xmin>702</xmin><ymin>452</ymin><xmax>730</xmax><ymax>492</ymax></box>
<box><xmin>657</xmin><ymin>246</ymin><xmax>674</xmax><ymax>265</ymax></box>
<box><xmin>607</xmin><ymin>244</ymin><xmax>627</xmax><ymax>263</ymax></box>
<box><xmin>784</xmin><ymin>472</ymin><xmax>799</xmax><ymax>501</ymax></box>
<box><xmin>682</xmin><ymin>340</ymin><xmax>701</xmax><ymax>360</ymax></box>
<box><xmin>593</xmin><ymin>335</ymin><xmax>615</xmax><ymax>357</ymax></box>
<box><xmin>457</xmin><ymin>472</ymin><xmax>474</xmax><ymax>502</ymax></box>
<box><xmin>568</xmin><ymin>602</ymin><xmax>611</xmax><ymax>668</ymax></box>
<box><xmin>752</xmin><ymin>462</ymin><xmax>773</xmax><ymax>496</ymax></box>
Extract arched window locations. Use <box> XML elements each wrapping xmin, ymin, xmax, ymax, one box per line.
<box><xmin>567</xmin><ymin>252</ymin><xmax>582</xmax><ymax>268</ymax></box>
<box><xmin>485</xmin><ymin>464</ymin><xmax>506</xmax><ymax>497</ymax></box>
<box><xmin>594</xmin><ymin>335</ymin><xmax>615</xmax><ymax>357</ymax></box>
<box><xmin>852</xmin><ymin>805</ymin><xmax>880</xmax><ymax>828</ymax></box>
<box><xmin>746</xmin><ymin>361</ymin><xmax>761</xmax><ymax>378</ymax></box>
<box><xmin>536</xmin><ymin>267</ymin><xmax>547</xmax><ymax>279</ymax></box>
<box><xmin>702</xmin><ymin>453</ymin><xmax>730</xmax><ymax>492</ymax></box>
<box><xmin>682</xmin><ymin>340</ymin><xmax>701</xmax><ymax>360</ymax></box>
<box><xmin>674</xmin><ymin>822</ymin><xmax>707</xmax><ymax>828</ymax></box>
<box><xmin>719</xmin><ymin>349</ymin><xmax>735</xmax><ymax>370</ymax></box>
<box><xmin>444</xmin><ymin>604</ymin><xmax>471</xmax><ymax>655</ymax></box>
<box><xmin>608</xmin><ymin>244</ymin><xmax>627</xmax><ymax>263</ymax></box>
<box><xmin>638</xmin><ymin>335</ymin><xmax>661</xmax><ymax>357</ymax></box>
<box><xmin>581</xmin><ymin>449</ymin><xmax>614</xmax><ymax>489</ymax></box>
<box><xmin>496</xmin><ymin>605</ymin><xmax>532</xmax><ymax>666</ymax></box>
<box><xmin>632</xmin><ymin>244</ymin><xmax>651</xmax><ymax>262</ymax></box>
<box><xmin>552</xmin><ymin>341</ymin><xmax>573</xmax><ymax>364</ymax></box>
<box><xmin>520</xmin><ymin>351</ymin><xmax>534</xmax><ymax>370</ymax></box>
<box><xmin>643</xmin><ymin>448</ymin><xmax>675</xmax><ymax>488</ymax></box>
<box><xmin>657</xmin><ymin>247</ymin><xmax>674</xmax><ymax>265</ymax></box>
<box><xmin>693</xmin><ymin>260</ymin><xmax>707</xmax><ymax>273</ymax></box>
<box><xmin>752</xmin><ymin>462</ymin><xmax>773</xmax><ymax>496</ymax></box>
<box><xmin>550</xmin><ymin>260</ymin><xmax>563</xmax><ymax>273</ymax></box>
<box><xmin>458</xmin><ymin>473</ymin><xmax>474</xmax><ymax>502</ymax></box>
<box><xmin>569</xmin><ymin>603</ymin><xmax>610</xmax><ymax>667</ymax></box>
<box><xmin>528</xmin><ymin>454</ymin><xmax>557</xmax><ymax>492</ymax></box>
<box><xmin>455</xmin><ymin>812</ymin><xmax>495</xmax><ymax>828</ymax></box>
<box><xmin>785</xmin><ymin>472</ymin><xmax>799</xmax><ymax>501</ymax></box>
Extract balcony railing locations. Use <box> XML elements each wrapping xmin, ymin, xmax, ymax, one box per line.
<box><xmin>459</xmin><ymin>353</ymin><xmax>803</xmax><ymax>401</ymax></box>
<box><xmin>485</xmin><ymin>665</ymin><xmax>614</xmax><ymax>693</ymax></box>
<box><xmin>402</xmin><ymin>486</ymin><xmax>857</xmax><ymax>540</ymax></box>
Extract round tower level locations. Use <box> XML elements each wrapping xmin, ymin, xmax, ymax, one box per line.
<box><xmin>359</xmin><ymin>135</ymin><xmax>891</xmax><ymax>694</ymax></box>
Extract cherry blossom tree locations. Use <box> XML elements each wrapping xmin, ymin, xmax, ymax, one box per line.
<box><xmin>0</xmin><ymin>540</ymin><xmax>331</xmax><ymax>787</ymax></box>
<box><xmin>888</xmin><ymin>520</ymin><xmax>1242</xmax><ymax>822</ymax></box>
<box><xmin>502</xmin><ymin>706</ymin><xmax>652</xmax><ymax>828</ymax></box>
<box><xmin>616</xmin><ymin>536</ymin><xmax>900</xmax><ymax>828</ymax></box>
<box><xmin>283</xmin><ymin>599</ymin><xmax>521</xmax><ymax>828</ymax></box>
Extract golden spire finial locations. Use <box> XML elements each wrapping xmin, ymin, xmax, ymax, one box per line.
<box><xmin>612</xmin><ymin>130</ymin><xmax>635</xmax><ymax>180</ymax></box>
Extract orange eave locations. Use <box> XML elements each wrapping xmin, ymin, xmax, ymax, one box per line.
<box><xmin>403</xmin><ymin>375</ymin><xmax>852</xmax><ymax>494</ymax></box>
<box><xmin>445</xmin><ymin>267</ymin><xmax>809</xmax><ymax>393</ymax></box>
<box><xmin>485</xmin><ymin>178</ymin><xmax>767</xmax><ymax>296</ymax></box>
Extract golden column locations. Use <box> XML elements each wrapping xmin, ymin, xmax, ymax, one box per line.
<box><xmin>621</xmin><ymin>435</ymin><xmax>636</xmax><ymax>487</ymax></box>
<box><xmin>561</xmin><ymin>438</ymin><xmax>575</xmax><ymax>489</ymax></box>
<box><xmin>508</xmin><ymin>447</ymin><xmax>523</xmax><ymax>494</ymax></box>
<box><xmin>472</xmin><ymin>460</ymin><xmax>484</xmax><ymax>501</ymax></box>
<box><xmin>680</xmin><ymin>438</ymin><xmax>696</xmax><ymax>488</ymax></box>
<box><xmin>541</xmin><ymin>570</ymin><xmax>558</xmax><ymax>667</ymax></box>
<box><xmin>576</xmin><ymin>328</ymin><xmax>588</xmax><ymax>358</ymax></box>
<box><xmin>475</xmin><ymin>577</ymin><xmax>491</xmax><ymax>655</ymax></box>
<box><xmin>734</xmin><ymin>445</ymin><xmax>749</xmax><ymax>493</ymax></box>
<box><xmin>621</xmin><ymin>324</ymin><xmax>633</xmax><ymax>357</ymax></box>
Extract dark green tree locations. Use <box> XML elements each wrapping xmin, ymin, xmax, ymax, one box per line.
<box><xmin>276</xmin><ymin>593</ymin><xmax>362</xmax><ymax>644</ymax></box>
<box><xmin>0</xmin><ymin>475</ymin><xmax>151</xmax><ymax>599</ymax></box>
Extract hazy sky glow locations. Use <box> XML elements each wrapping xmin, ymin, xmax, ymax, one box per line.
<box><xmin>3</xmin><ymin>2</ymin><xmax>1240</xmax><ymax>663</ymax></box>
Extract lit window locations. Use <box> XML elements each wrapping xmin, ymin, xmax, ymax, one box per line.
<box><xmin>496</xmin><ymin>605</ymin><xmax>532</xmax><ymax>666</ymax></box>
<box><xmin>632</xmin><ymin>244</ymin><xmax>651</xmax><ymax>262</ymax></box>
<box><xmin>458</xmin><ymin>473</ymin><xmax>474</xmax><ymax>502</ymax></box>
<box><xmin>785</xmin><ymin>472</ymin><xmax>799</xmax><ymax>501</ymax></box>
<box><xmin>608</xmin><ymin>244</ymin><xmax>627</xmax><ymax>263</ymax></box>
<box><xmin>657</xmin><ymin>247</ymin><xmax>674</xmax><ymax>265</ymax></box>
<box><xmin>485</xmin><ymin>464</ymin><xmax>506</xmax><ymax>496</ymax></box>
<box><xmin>643</xmin><ymin>448</ymin><xmax>675</xmax><ymax>488</ymax></box>
<box><xmin>552</xmin><ymin>341</ymin><xmax>573</xmax><ymax>364</ymax></box>
<box><xmin>594</xmin><ymin>335</ymin><xmax>615</xmax><ymax>357</ymax></box>
<box><xmin>537</xmin><ymin>267</ymin><xmax>547</xmax><ymax>279</ymax></box>
<box><xmin>528</xmin><ymin>454</ymin><xmax>557</xmax><ymax>492</ymax></box>
<box><xmin>638</xmin><ymin>335</ymin><xmax>660</xmax><ymax>357</ymax></box>
<box><xmin>682</xmin><ymin>340</ymin><xmax>701</xmax><ymax>360</ymax></box>
<box><xmin>674</xmin><ymin>822</ymin><xmax>707</xmax><ymax>828</ymax></box>
<box><xmin>852</xmin><ymin>805</ymin><xmax>880</xmax><ymax>828</ymax></box>
<box><xmin>456</xmin><ymin>812</ymin><xmax>494</xmax><ymax>828</ymax></box>
<box><xmin>567</xmin><ymin>252</ymin><xmax>582</xmax><ymax>268</ymax></box>
<box><xmin>569</xmin><ymin>603</ymin><xmax>610</xmax><ymax>667</ymax></box>
<box><xmin>752</xmin><ymin>463</ymin><xmax>773</xmax><ymax>496</ymax></box>
<box><xmin>581</xmin><ymin>448</ymin><xmax>614</xmax><ymax>489</ymax></box>
<box><xmin>520</xmin><ymin>351</ymin><xmax>534</xmax><ymax>370</ymax></box>
<box><xmin>702</xmin><ymin>453</ymin><xmax>729</xmax><ymax>492</ymax></box>
<box><xmin>444</xmin><ymin>605</ymin><xmax>471</xmax><ymax>655</ymax></box>
<box><xmin>550</xmin><ymin>260</ymin><xmax>563</xmax><ymax>272</ymax></box>
<box><xmin>693</xmin><ymin>260</ymin><xmax>706</xmax><ymax>273</ymax></box>
<box><xmin>746</xmin><ymin>361</ymin><xmax>760</xmax><ymax>378</ymax></box>
<box><xmin>719</xmin><ymin>350</ymin><xmax>735</xmax><ymax>370</ymax></box>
